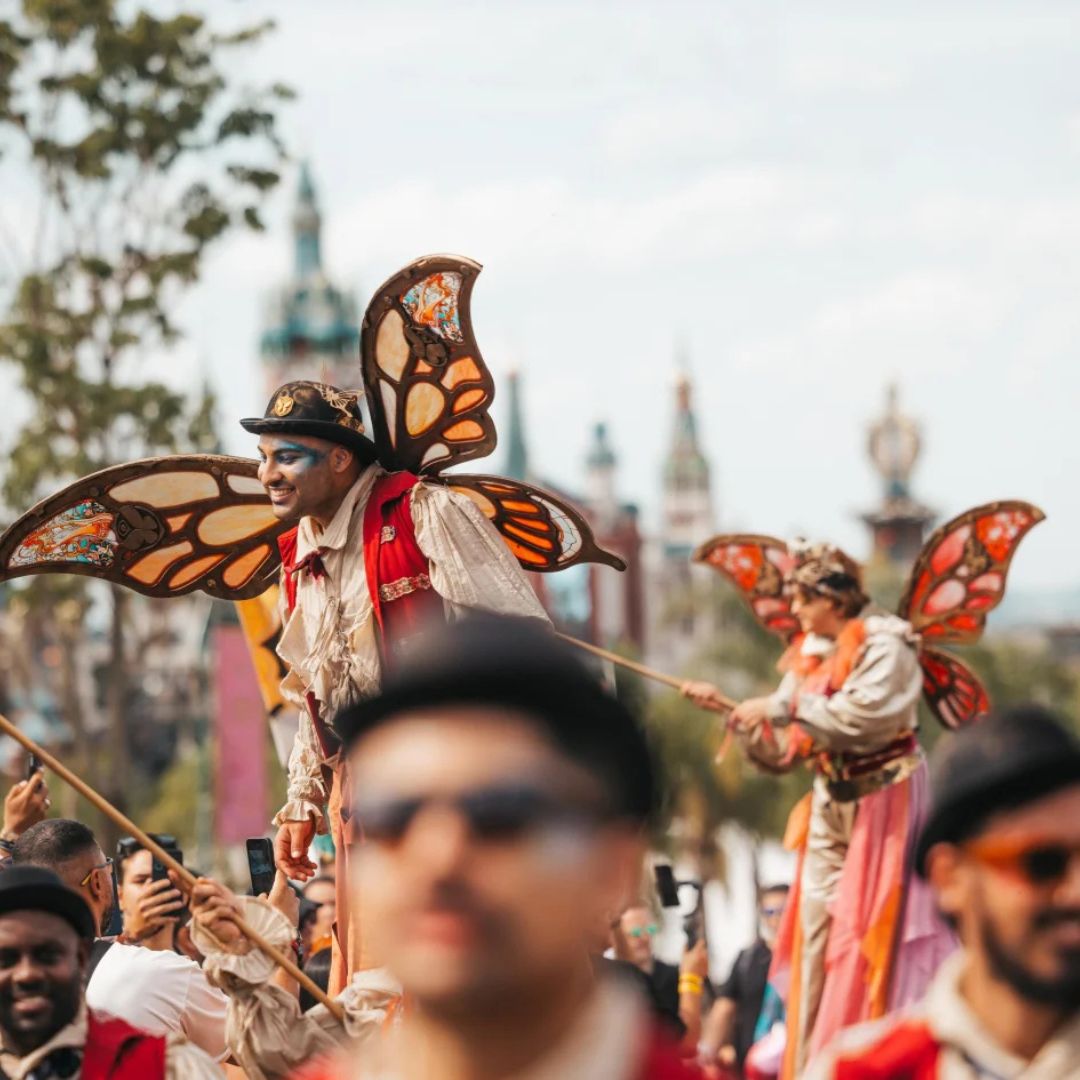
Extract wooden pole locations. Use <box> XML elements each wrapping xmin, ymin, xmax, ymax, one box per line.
<box><xmin>0</xmin><ymin>712</ymin><xmax>345</xmax><ymax>1023</ymax></box>
<box><xmin>556</xmin><ymin>633</ymin><xmax>738</xmax><ymax>712</ymax></box>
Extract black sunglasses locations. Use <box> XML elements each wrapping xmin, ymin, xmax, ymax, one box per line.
<box><xmin>351</xmin><ymin>783</ymin><xmax>603</xmax><ymax>846</ymax></box>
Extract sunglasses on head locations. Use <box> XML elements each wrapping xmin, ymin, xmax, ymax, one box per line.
<box><xmin>965</xmin><ymin>835</ymin><xmax>1080</xmax><ymax>887</ymax></box>
<box><xmin>351</xmin><ymin>783</ymin><xmax>603</xmax><ymax>846</ymax></box>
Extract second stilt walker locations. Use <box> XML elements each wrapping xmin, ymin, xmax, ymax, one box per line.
<box><xmin>684</xmin><ymin>505</ymin><xmax>1043</xmax><ymax>1076</ymax></box>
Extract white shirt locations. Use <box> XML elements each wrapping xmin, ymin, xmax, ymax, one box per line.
<box><xmin>86</xmin><ymin>942</ymin><xmax>230</xmax><ymax>1062</ymax></box>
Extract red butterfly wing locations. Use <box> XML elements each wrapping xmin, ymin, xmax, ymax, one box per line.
<box><xmin>0</xmin><ymin>456</ymin><xmax>285</xmax><ymax>600</ymax></box>
<box><xmin>900</xmin><ymin>501</ymin><xmax>1045</xmax><ymax>645</ymax></box>
<box><xmin>441</xmin><ymin>475</ymin><xmax>626</xmax><ymax>573</ymax></box>
<box><xmin>692</xmin><ymin>534</ymin><xmax>798</xmax><ymax>640</ymax></box>
<box><xmin>919</xmin><ymin>647</ymin><xmax>990</xmax><ymax>730</ymax></box>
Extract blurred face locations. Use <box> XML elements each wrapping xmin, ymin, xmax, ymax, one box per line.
<box><xmin>759</xmin><ymin>889</ymin><xmax>788</xmax><ymax>946</ymax></box>
<box><xmin>0</xmin><ymin>912</ymin><xmax>87</xmax><ymax>1056</ymax></box>
<box><xmin>790</xmin><ymin>588</ymin><xmax>845</xmax><ymax>638</ymax></box>
<box><xmin>619</xmin><ymin>906</ymin><xmax>658</xmax><ymax>970</ymax></box>
<box><xmin>256</xmin><ymin>435</ymin><xmax>356</xmax><ymax>524</ymax></box>
<box><xmin>348</xmin><ymin>706</ymin><xmax>643</xmax><ymax>1017</ymax></box>
<box><xmin>303</xmin><ymin>880</ymin><xmax>337</xmax><ymax>946</ymax></box>
<box><xmin>929</xmin><ymin>784</ymin><xmax>1080</xmax><ymax>1008</ymax></box>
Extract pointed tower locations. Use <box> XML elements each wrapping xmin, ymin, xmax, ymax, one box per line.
<box><xmin>585</xmin><ymin>422</ymin><xmax>618</xmax><ymax>530</ymax></box>
<box><xmin>504</xmin><ymin>370</ymin><xmax>529</xmax><ymax>481</ymax></box>
<box><xmin>662</xmin><ymin>374</ymin><xmax>715</xmax><ymax>560</ymax></box>
<box><xmin>646</xmin><ymin>373</ymin><xmax>717</xmax><ymax>673</ymax></box>
<box><xmin>259</xmin><ymin>162</ymin><xmax>360</xmax><ymax>395</ymax></box>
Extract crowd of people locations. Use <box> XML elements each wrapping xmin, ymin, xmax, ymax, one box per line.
<box><xmin>0</xmin><ymin>376</ymin><xmax>1071</xmax><ymax>1077</ymax></box>
<box><xmin>0</xmin><ymin>617</ymin><xmax>1076</xmax><ymax>1078</ymax></box>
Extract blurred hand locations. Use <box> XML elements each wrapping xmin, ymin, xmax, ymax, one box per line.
<box><xmin>2</xmin><ymin>773</ymin><xmax>49</xmax><ymax>840</ymax></box>
<box><xmin>126</xmin><ymin>876</ymin><xmax>184</xmax><ymax>945</ymax></box>
<box><xmin>717</xmin><ymin>1045</ymin><xmax>737</xmax><ymax>1068</ymax></box>
<box><xmin>267</xmin><ymin>869</ymin><xmax>299</xmax><ymax>929</ymax></box>
<box><xmin>274</xmin><ymin>820</ymin><xmax>317</xmax><ymax>881</ymax></box>
<box><xmin>681</xmin><ymin>938</ymin><xmax>709</xmax><ymax>978</ymax></box>
<box><xmin>189</xmin><ymin>877</ymin><xmax>250</xmax><ymax>955</ymax></box>
<box><xmin>731</xmin><ymin>697</ymin><xmax>771</xmax><ymax>732</ymax></box>
<box><xmin>681</xmin><ymin>681</ymin><xmax>730</xmax><ymax>715</ymax></box>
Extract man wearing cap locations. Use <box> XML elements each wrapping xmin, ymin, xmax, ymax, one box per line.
<box><xmin>0</xmin><ymin>865</ymin><xmax>220</xmax><ymax>1079</ymax></box>
<box><xmin>188</xmin><ymin>614</ymin><xmax>698</xmax><ymax>1080</ymax></box>
<box><xmin>804</xmin><ymin>704</ymin><xmax>1080</xmax><ymax>1079</ymax></box>
<box><xmin>242</xmin><ymin>381</ymin><xmax>548</xmax><ymax>992</ymax></box>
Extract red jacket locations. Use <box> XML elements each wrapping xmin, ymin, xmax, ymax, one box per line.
<box><xmin>82</xmin><ymin>1010</ymin><xmax>167</xmax><ymax>1080</ymax></box>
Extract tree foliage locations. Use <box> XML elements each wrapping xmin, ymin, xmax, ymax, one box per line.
<box><xmin>0</xmin><ymin>2</ymin><xmax>290</xmax><ymax>838</ymax></box>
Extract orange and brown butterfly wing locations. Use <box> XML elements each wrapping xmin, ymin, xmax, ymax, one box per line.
<box><xmin>0</xmin><ymin>456</ymin><xmax>285</xmax><ymax>600</ymax></box>
<box><xmin>919</xmin><ymin>647</ymin><xmax>990</xmax><ymax>730</ymax></box>
<box><xmin>361</xmin><ymin>255</ymin><xmax>496</xmax><ymax>476</ymax></box>
<box><xmin>899</xmin><ymin>500</ymin><xmax>1045</xmax><ymax>646</ymax></box>
<box><xmin>692</xmin><ymin>533</ymin><xmax>799</xmax><ymax>640</ymax></box>
<box><xmin>440</xmin><ymin>475</ymin><xmax>626</xmax><ymax>573</ymax></box>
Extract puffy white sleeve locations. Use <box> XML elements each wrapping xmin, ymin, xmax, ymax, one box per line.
<box><xmin>272</xmin><ymin>707</ymin><xmax>328</xmax><ymax>831</ymax></box>
<box><xmin>163</xmin><ymin>1034</ymin><xmax>225</xmax><ymax>1080</ymax></box>
<box><xmin>794</xmin><ymin>631</ymin><xmax>922</xmax><ymax>752</ymax></box>
<box><xmin>194</xmin><ymin>898</ymin><xmax>400</xmax><ymax>1080</ymax></box>
<box><xmin>411</xmin><ymin>482</ymin><xmax>550</xmax><ymax>623</ymax></box>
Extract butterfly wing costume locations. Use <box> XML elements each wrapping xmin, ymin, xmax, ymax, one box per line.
<box><xmin>693</xmin><ymin>502</ymin><xmax>1043</xmax><ymax>1078</ymax></box>
<box><xmin>0</xmin><ymin>254</ymin><xmax>626</xmax><ymax>992</ymax></box>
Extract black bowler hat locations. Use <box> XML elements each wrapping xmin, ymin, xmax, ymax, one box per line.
<box><xmin>915</xmin><ymin>705</ymin><xmax>1080</xmax><ymax>876</ymax></box>
<box><xmin>241</xmin><ymin>381</ymin><xmax>378</xmax><ymax>464</ymax></box>
<box><xmin>0</xmin><ymin>866</ymin><xmax>96</xmax><ymax>941</ymax></box>
<box><xmin>333</xmin><ymin>614</ymin><xmax>657</xmax><ymax>824</ymax></box>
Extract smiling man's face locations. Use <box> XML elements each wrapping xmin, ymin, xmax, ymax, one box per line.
<box><xmin>256</xmin><ymin>434</ymin><xmax>358</xmax><ymax>526</ymax></box>
<box><xmin>0</xmin><ymin>911</ymin><xmax>87</xmax><ymax>1057</ymax></box>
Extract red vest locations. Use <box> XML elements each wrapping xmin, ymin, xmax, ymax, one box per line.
<box><xmin>82</xmin><ymin>1010</ymin><xmax>167</xmax><ymax>1080</ymax></box>
<box><xmin>277</xmin><ymin>472</ymin><xmax>445</xmax><ymax>749</ymax></box>
<box><xmin>831</xmin><ymin>1019</ymin><xmax>940</xmax><ymax>1080</ymax></box>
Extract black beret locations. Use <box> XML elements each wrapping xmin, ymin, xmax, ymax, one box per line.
<box><xmin>915</xmin><ymin>705</ymin><xmax>1080</xmax><ymax>876</ymax></box>
<box><xmin>333</xmin><ymin>614</ymin><xmax>656</xmax><ymax>824</ymax></box>
<box><xmin>0</xmin><ymin>866</ymin><xmax>96</xmax><ymax>941</ymax></box>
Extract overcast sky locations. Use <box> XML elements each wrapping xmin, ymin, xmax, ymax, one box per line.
<box><xmin>125</xmin><ymin>2</ymin><xmax>1080</xmax><ymax>592</ymax></box>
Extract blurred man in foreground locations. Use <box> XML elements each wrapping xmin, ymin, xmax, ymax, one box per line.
<box><xmin>806</xmin><ymin>705</ymin><xmax>1080</xmax><ymax>1078</ymax></box>
<box><xmin>0</xmin><ymin>865</ymin><xmax>219</xmax><ymax>1078</ymax></box>
<box><xmin>190</xmin><ymin>614</ymin><xmax>700</xmax><ymax>1079</ymax></box>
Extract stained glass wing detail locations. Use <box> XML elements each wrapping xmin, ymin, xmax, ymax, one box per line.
<box><xmin>0</xmin><ymin>456</ymin><xmax>285</xmax><ymax>600</ymax></box>
<box><xmin>440</xmin><ymin>474</ymin><xmax>626</xmax><ymax>573</ymax></box>
<box><xmin>919</xmin><ymin>646</ymin><xmax>991</xmax><ymax>730</ymax></box>
<box><xmin>692</xmin><ymin>534</ymin><xmax>799</xmax><ymax>640</ymax></box>
<box><xmin>899</xmin><ymin>501</ymin><xmax>1045</xmax><ymax>645</ymax></box>
<box><xmin>361</xmin><ymin>255</ymin><xmax>496</xmax><ymax>476</ymax></box>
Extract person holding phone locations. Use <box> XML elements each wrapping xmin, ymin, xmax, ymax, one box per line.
<box><xmin>0</xmin><ymin>756</ymin><xmax>50</xmax><ymax>859</ymax></box>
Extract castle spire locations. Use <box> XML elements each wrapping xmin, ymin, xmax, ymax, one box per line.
<box><xmin>504</xmin><ymin>370</ymin><xmax>529</xmax><ymax>481</ymax></box>
<box><xmin>292</xmin><ymin>161</ymin><xmax>322</xmax><ymax>280</ymax></box>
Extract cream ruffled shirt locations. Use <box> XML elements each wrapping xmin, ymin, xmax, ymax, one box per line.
<box><xmin>0</xmin><ymin>1003</ymin><xmax>222</xmax><ymax>1080</ymax></box>
<box><xmin>274</xmin><ymin>467</ymin><xmax>550</xmax><ymax>827</ymax></box>
<box><xmin>766</xmin><ymin>612</ymin><xmax>923</xmax><ymax>755</ymax></box>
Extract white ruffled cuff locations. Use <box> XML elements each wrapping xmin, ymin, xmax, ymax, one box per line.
<box><xmin>193</xmin><ymin>896</ymin><xmax>295</xmax><ymax>987</ymax></box>
<box><xmin>272</xmin><ymin>801</ymin><xmax>327</xmax><ymax>832</ymax></box>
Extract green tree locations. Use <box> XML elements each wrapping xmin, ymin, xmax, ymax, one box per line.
<box><xmin>0</xmin><ymin>2</ymin><xmax>290</xmax><ymax>837</ymax></box>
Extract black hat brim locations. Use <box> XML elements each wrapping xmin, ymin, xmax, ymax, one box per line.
<box><xmin>0</xmin><ymin>871</ymin><xmax>96</xmax><ymax>941</ymax></box>
<box><xmin>915</xmin><ymin>752</ymin><xmax>1080</xmax><ymax>876</ymax></box>
<box><xmin>240</xmin><ymin>418</ymin><xmax>379</xmax><ymax>464</ymax></box>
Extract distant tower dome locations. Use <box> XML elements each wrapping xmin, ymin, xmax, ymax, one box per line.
<box><xmin>258</xmin><ymin>162</ymin><xmax>360</xmax><ymax>393</ymax></box>
<box><xmin>860</xmin><ymin>383</ymin><xmax>934</xmax><ymax>565</ymax></box>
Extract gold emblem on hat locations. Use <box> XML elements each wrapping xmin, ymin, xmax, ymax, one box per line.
<box><xmin>273</xmin><ymin>393</ymin><xmax>294</xmax><ymax>417</ymax></box>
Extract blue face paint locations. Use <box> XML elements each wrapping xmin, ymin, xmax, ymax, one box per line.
<box><xmin>258</xmin><ymin>439</ymin><xmax>328</xmax><ymax>475</ymax></box>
